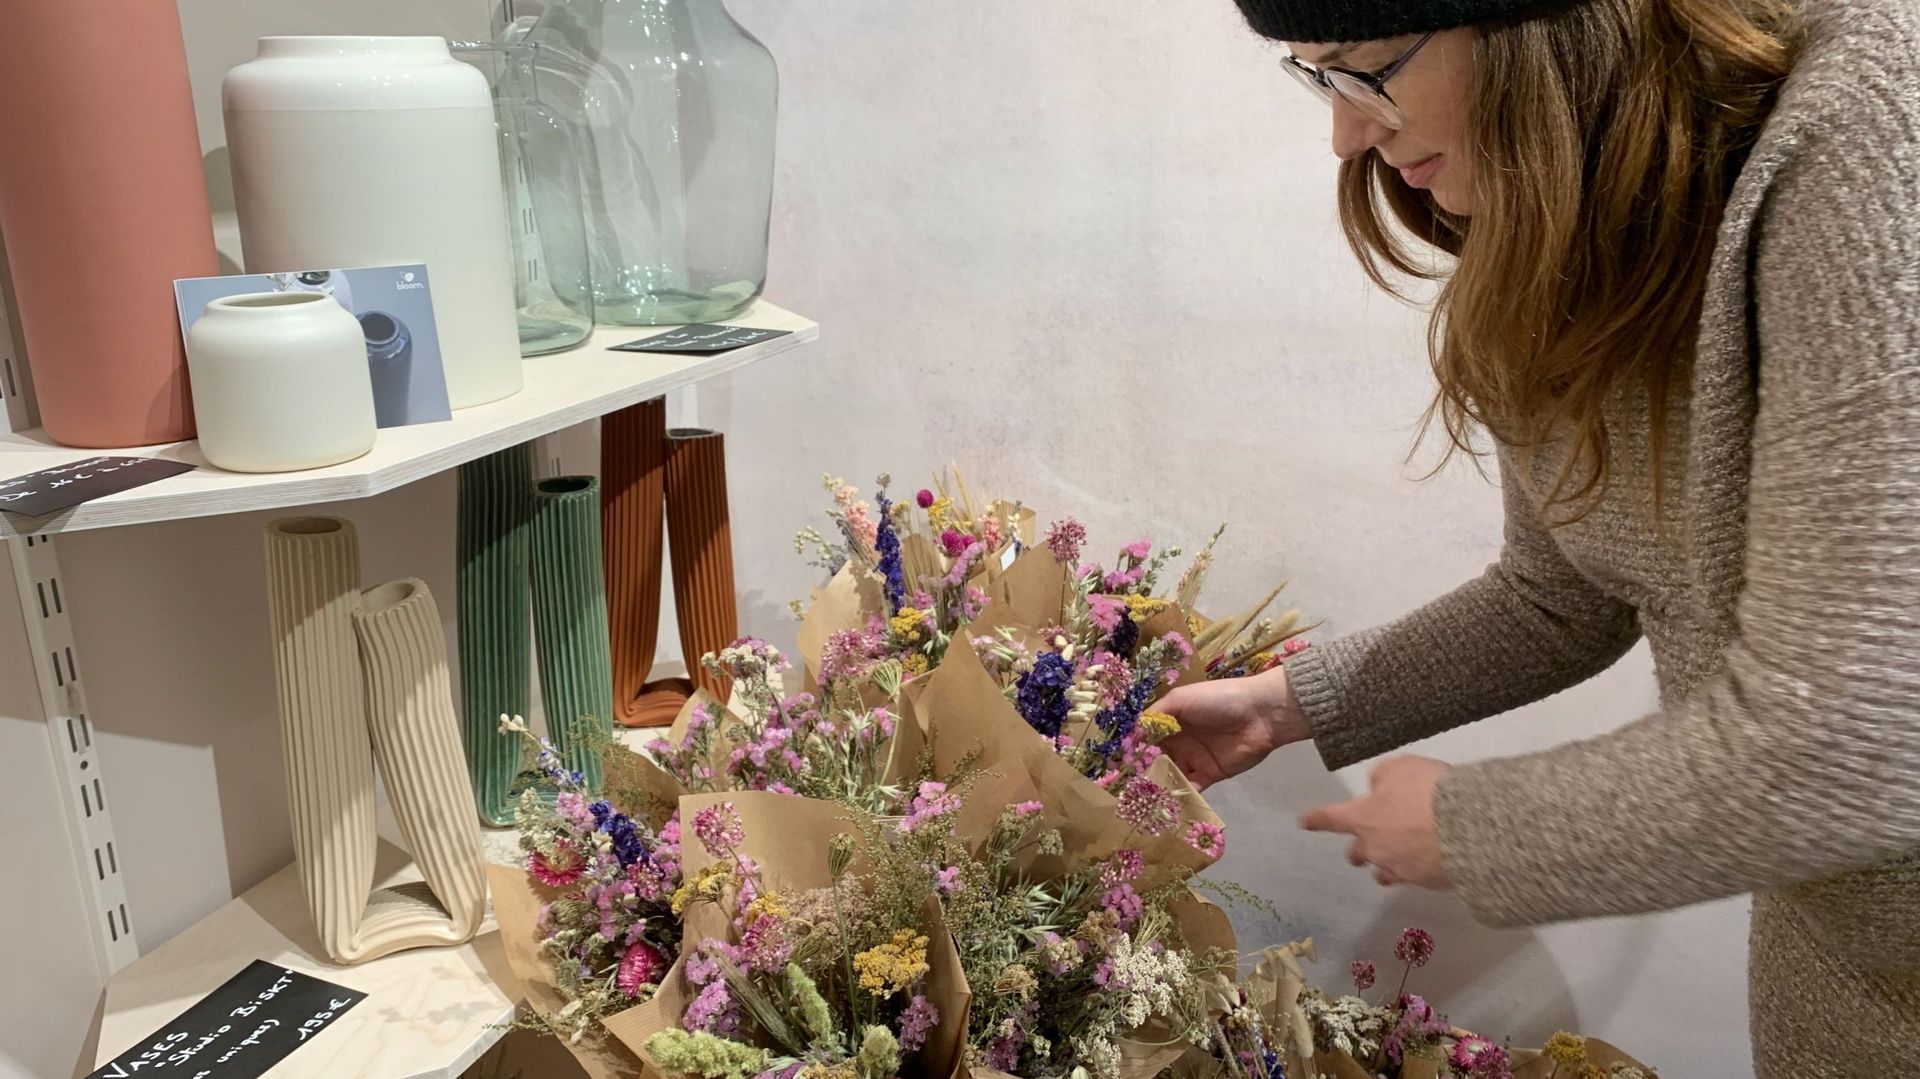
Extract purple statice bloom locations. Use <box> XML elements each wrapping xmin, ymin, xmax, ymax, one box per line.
<box><xmin>962</xmin><ymin>585</ymin><xmax>989</xmax><ymax>621</ymax></box>
<box><xmin>1101</xmin><ymin>884</ymin><xmax>1145</xmax><ymax>930</ymax></box>
<box><xmin>900</xmin><ymin>781</ymin><xmax>962</xmax><ymax>831</ymax></box>
<box><xmin>935</xmin><ymin>866</ymin><xmax>963</xmax><ymax>896</ymax></box>
<box><xmin>899</xmin><ymin>995</ymin><xmax>939</xmax><ymax>1052</ymax></box>
<box><xmin>1103</xmin><ymin>565</ymin><xmax>1146</xmax><ymax>592</ymax></box>
<box><xmin>1044</xmin><ymin>518</ymin><xmax>1087</xmax><ymax>564</ymax></box>
<box><xmin>1014</xmin><ymin>651</ymin><xmax>1075</xmax><ymax>739</ymax></box>
<box><xmin>874</xmin><ymin>489</ymin><xmax>907</xmax><ymax>612</ymax></box>
<box><xmin>684</xmin><ymin>977</ymin><xmax>738</xmax><ymax>1035</ymax></box>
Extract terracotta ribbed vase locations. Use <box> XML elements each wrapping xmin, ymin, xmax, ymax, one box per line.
<box><xmin>457</xmin><ymin>445</ymin><xmax>535</xmax><ymax>826</ymax></box>
<box><xmin>0</xmin><ymin>0</ymin><xmax>215</xmax><ymax>447</ymax></box>
<box><xmin>664</xmin><ymin>429</ymin><xmax>740</xmax><ymax>702</ymax></box>
<box><xmin>353</xmin><ymin>579</ymin><xmax>487</xmax><ymax>950</ymax></box>
<box><xmin>266</xmin><ymin>518</ymin><xmax>487</xmax><ymax>964</ymax></box>
<box><xmin>602</xmin><ymin>398</ymin><xmax>684</xmax><ymax>728</ymax></box>
<box><xmin>531</xmin><ymin>476</ymin><xmax>615</xmax><ymax>790</ymax></box>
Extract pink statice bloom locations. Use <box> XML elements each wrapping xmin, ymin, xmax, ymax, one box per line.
<box><xmin>899</xmin><ymin>995</ymin><xmax>940</xmax><ymax>1052</ymax></box>
<box><xmin>1087</xmin><ymin>594</ymin><xmax>1127</xmax><ymax>634</ymax></box>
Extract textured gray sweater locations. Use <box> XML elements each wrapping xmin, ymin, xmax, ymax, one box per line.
<box><xmin>1282</xmin><ymin>0</ymin><xmax>1920</xmax><ymax>1072</ymax></box>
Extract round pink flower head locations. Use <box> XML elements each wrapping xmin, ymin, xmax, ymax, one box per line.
<box><xmin>1351</xmin><ymin>960</ymin><xmax>1376</xmax><ymax>992</ymax></box>
<box><xmin>916</xmin><ymin>489</ymin><xmax>936</xmax><ymax>509</ymax></box>
<box><xmin>1395</xmin><ymin>926</ymin><xmax>1435</xmax><ymax>968</ymax></box>
<box><xmin>617</xmin><ymin>942</ymin><xmax>668</xmax><ymax>997</ymax></box>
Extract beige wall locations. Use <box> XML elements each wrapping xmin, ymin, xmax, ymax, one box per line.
<box><xmin>0</xmin><ymin>1</ymin><xmax>1751</xmax><ymax>1076</ymax></box>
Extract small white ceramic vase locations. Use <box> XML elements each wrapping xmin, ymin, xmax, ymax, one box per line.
<box><xmin>186</xmin><ymin>291</ymin><xmax>376</xmax><ymax>473</ymax></box>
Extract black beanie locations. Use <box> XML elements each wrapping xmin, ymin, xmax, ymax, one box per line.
<box><xmin>1234</xmin><ymin>0</ymin><xmax>1577</xmax><ymax>44</ymax></box>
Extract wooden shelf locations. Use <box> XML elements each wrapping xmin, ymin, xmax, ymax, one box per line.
<box><xmin>0</xmin><ymin>301</ymin><xmax>816</xmax><ymax>538</ymax></box>
<box><xmin>96</xmin><ymin>842</ymin><xmax>520</xmax><ymax>1079</ymax></box>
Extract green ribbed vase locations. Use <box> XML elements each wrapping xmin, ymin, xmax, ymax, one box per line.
<box><xmin>532</xmin><ymin>475</ymin><xmax>616</xmax><ymax>791</ymax></box>
<box><xmin>457</xmin><ymin>444</ymin><xmax>534</xmax><ymax>826</ymax></box>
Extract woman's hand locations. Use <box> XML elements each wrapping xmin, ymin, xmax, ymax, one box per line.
<box><xmin>1158</xmin><ymin>668</ymin><xmax>1312</xmax><ymax>790</ymax></box>
<box><xmin>1301</xmin><ymin>756</ymin><xmax>1452</xmax><ymax>889</ymax></box>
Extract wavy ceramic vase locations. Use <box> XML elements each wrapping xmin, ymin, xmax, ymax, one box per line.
<box><xmin>665</xmin><ymin>429</ymin><xmax>740</xmax><ymax>702</ymax></box>
<box><xmin>265</xmin><ymin>517</ymin><xmax>486</xmax><ymax>964</ymax></box>
<box><xmin>456</xmin><ymin>445</ymin><xmax>535</xmax><ymax>826</ymax></box>
<box><xmin>532</xmin><ymin>477</ymin><xmax>616</xmax><ymax>790</ymax></box>
<box><xmin>601</xmin><ymin>398</ymin><xmax>681</xmax><ymax>728</ymax></box>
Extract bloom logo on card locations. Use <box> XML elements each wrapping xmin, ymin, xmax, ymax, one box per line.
<box><xmin>395</xmin><ymin>272</ymin><xmax>425</xmax><ymax>292</ymax></box>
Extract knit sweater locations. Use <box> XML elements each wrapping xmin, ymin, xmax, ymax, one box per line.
<box><xmin>1281</xmin><ymin>0</ymin><xmax>1920</xmax><ymax>1073</ymax></box>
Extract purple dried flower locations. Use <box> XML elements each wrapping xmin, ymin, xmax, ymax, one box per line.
<box><xmin>1395</xmin><ymin>927</ymin><xmax>1435</xmax><ymax>968</ymax></box>
<box><xmin>1044</xmin><ymin>517</ymin><xmax>1088</xmax><ymax>564</ymax></box>
<box><xmin>1116</xmin><ymin>776</ymin><xmax>1180</xmax><ymax>837</ymax></box>
<box><xmin>899</xmin><ymin>995</ymin><xmax>940</xmax><ymax>1052</ymax></box>
<box><xmin>692</xmin><ymin>803</ymin><xmax>746</xmax><ymax>857</ymax></box>
<box><xmin>1351</xmin><ymin>960</ymin><xmax>1376</xmax><ymax>992</ymax></box>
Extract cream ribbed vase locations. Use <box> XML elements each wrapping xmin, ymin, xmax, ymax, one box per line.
<box><xmin>353</xmin><ymin>579</ymin><xmax>487</xmax><ymax>954</ymax></box>
<box><xmin>265</xmin><ymin>517</ymin><xmax>487</xmax><ymax>964</ymax></box>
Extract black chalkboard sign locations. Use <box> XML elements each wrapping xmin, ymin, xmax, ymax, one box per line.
<box><xmin>0</xmin><ymin>456</ymin><xmax>195</xmax><ymax>517</ymax></box>
<box><xmin>87</xmin><ymin>960</ymin><xmax>365</xmax><ymax>1079</ymax></box>
<box><xmin>610</xmin><ymin>324</ymin><xmax>792</xmax><ymax>353</ymax></box>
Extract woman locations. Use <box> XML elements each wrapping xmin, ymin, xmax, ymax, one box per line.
<box><xmin>1158</xmin><ymin>0</ymin><xmax>1920</xmax><ymax>1072</ymax></box>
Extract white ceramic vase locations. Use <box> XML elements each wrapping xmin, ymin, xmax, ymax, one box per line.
<box><xmin>223</xmin><ymin>36</ymin><xmax>523</xmax><ymax>410</ymax></box>
<box><xmin>185</xmin><ymin>291</ymin><xmax>376</xmax><ymax>473</ymax></box>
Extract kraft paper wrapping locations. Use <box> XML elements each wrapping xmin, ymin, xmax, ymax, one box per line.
<box><xmin>665</xmin><ymin>429</ymin><xmax>739</xmax><ymax>702</ymax></box>
<box><xmin>603</xmin><ymin>398</ymin><xmax>680</xmax><ymax>729</ymax></box>
<box><xmin>987</xmin><ymin>546</ymin><xmax>1069</xmax><ymax>628</ymax></box>
<box><xmin>457</xmin><ymin>443</ymin><xmax>535</xmax><ymax>827</ymax></box>
<box><xmin>352</xmin><ymin>578</ymin><xmax>489</xmax><ymax>950</ymax></box>
<box><xmin>487</xmin><ymin>864</ymin><xmax>651</xmax><ymax>1079</ymax></box>
<box><xmin>532</xmin><ymin>475</ymin><xmax>617</xmax><ymax>792</ymax></box>
<box><xmin>609</xmin><ymin>792</ymin><xmax>972</xmax><ymax>1079</ymax></box>
<box><xmin>796</xmin><ymin>561</ymin><xmax>886</xmax><ymax>689</ymax></box>
<box><xmin>903</xmin><ymin>640</ymin><xmax>1225</xmax><ymax>887</ymax></box>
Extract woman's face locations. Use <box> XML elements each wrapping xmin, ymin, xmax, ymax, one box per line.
<box><xmin>1289</xmin><ymin>29</ymin><xmax>1477</xmax><ymax>214</ymax></box>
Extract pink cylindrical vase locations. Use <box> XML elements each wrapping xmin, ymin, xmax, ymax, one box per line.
<box><xmin>0</xmin><ymin>1</ymin><xmax>216</xmax><ymax>448</ymax></box>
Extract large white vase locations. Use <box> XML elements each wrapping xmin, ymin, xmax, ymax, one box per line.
<box><xmin>224</xmin><ymin>36</ymin><xmax>523</xmax><ymax>410</ymax></box>
<box><xmin>185</xmin><ymin>291</ymin><xmax>375</xmax><ymax>473</ymax></box>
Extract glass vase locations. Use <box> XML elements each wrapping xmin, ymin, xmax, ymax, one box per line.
<box><xmin>521</xmin><ymin>0</ymin><xmax>778</xmax><ymax>326</ymax></box>
<box><xmin>454</xmin><ymin>40</ymin><xmax>596</xmax><ymax>355</ymax></box>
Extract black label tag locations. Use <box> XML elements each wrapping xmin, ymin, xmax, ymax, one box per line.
<box><xmin>0</xmin><ymin>456</ymin><xmax>195</xmax><ymax>517</ymax></box>
<box><xmin>610</xmin><ymin>324</ymin><xmax>792</xmax><ymax>353</ymax></box>
<box><xmin>87</xmin><ymin>961</ymin><xmax>365</xmax><ymax>1079</ymax></box>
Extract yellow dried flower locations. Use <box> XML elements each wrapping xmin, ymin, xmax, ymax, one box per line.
<box><xmin>1187</xmin><ymin>613</ymin><xmax>1206</xmax><ymax>637</ymax></box>
<box><xmin>902</xmin><ymin>653</ymin><xmax>929</xmax><ymax>676</ymax></box>
<box><xmin>1139</xmin><ymin>711</ymin><xmax>1181</xmax><ymax>740</ymax></box>
<box><xmin>744</xmin><ymin>891</ymin><xmax>789</xmax><ymax>922</ymax></box>
<box><xmin>927</xmin><ymin>496</ymin><xmax>957</xmax><ymax>531</ymax></box>
<box><xmin>671</xmin><ymin>863</ymin><xmax>732</xmax><ymax>914</ymax></box>
<box><xmin>888</xmin><ymin>608</ymin><xmax>926</xmax><ymax>644</ymax></box>
<box><xmin>853</xmin><ymin>929</ymin><xmax>930</xmax><ymax>998</ymax></box>
<box><xmin>1544</xmin><ymin>1032</ymin><xmax>1589</xmax><ymax>1067</ymax></box>
<box><xmin>1126</xmin><ymin>594</ymin><xmax>1171</xmax><ymax>622</ymax></box>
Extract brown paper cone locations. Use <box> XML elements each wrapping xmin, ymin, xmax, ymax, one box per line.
<box><xmin>988</xmin><ymin>547</ymin><xmax>1070</xmax><ymax>628</ymax></box>
<box><xmin>796</xmin><ymin>561</ymin><xmax>886</xmax><ymax>688</ymax></box>
<box><xmin>486</xmin><ymin>864</ymin><xmax>650</xmax><ymax>1079</ymax></box>
<box><xmin>610</xmin><ymin>792</ymin><xmax>970</xmax><ymax>1079</ymax></box>
<box><xmin>664</xmin><ymin>429</ymin><xmax>739</xmax><ymax>702</ymax></box>
<box><xmin>908</xmin><ymin>641</ymin><xmax>1222</xmax><ymax>886</ymax></box>
<box><xmin>603</xmin><ymin>398</ymin><xmax>671</xmax><ymax>729</ymax></box>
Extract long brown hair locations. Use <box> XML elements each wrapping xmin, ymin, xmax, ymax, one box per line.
<box><xmin>1341</xmin><ymin>0</ymin><xmax>1799</xmax><ymax>518</ymax></box>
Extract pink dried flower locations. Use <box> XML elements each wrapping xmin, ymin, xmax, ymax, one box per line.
<box><xmin>940</xmin><ymin>528</ymin><xmax>972</xmax><ymax>557</ymax></box>
<box><xmin>617</xmin><ymin>942</ymin><xmax>668</xmax><ymax>997</ymax></box>
<box><xmin>844</xmin><ymin>501</ymin><xmax>878</xmax><ymax>550</ymax></box>
<box><xmin>1087</xmin><ymin>594</ymin><xmax>1127</xmax><ymax>634</ymax></box>
<box><xmin>935</xmin><ymin>866</ymin><xmax>963</xmax><ymax>896</ymax></box>
<box><xmin>1395</xmin><ymin>927</ymin><xmax>1435</xmax><ymax>968</ymax></box>
<box><xmin>1101</xmin><ymin>848</ymin><xmax>1145</xmax><ymax>888</ymax></box>
<box><xmin>1116</xmin><ymin>776</ymin><xmax>1180</xmax><ymax>837</ymax></box>
<box><xmin>1283</xmin><ymin>637</ymin><xmax>1311</xmax><ymax>655</ymax></box>
<box><xmin>916</xmin><ymin>489</ymin><xmax>936</xmax><ymax>509</ymax></box>
<box><xmin>1185</xmin><ymin>820</ymin><xmax>1226</xmax><ymax>859</ymax></box>
<box><xmin>1121</xmin><ymin>539</ymin><xmax>1152</xmax><ymax>561</ymax></box>
<box><xmin>528</xmin><ymin>845</ymin><xmax>584</xmax><ymax>888</ymax></box>
<box><xmin>1351</xmin><ymin>960</ymin><xmax>1376</xmax><ymax>992</ymax></box>
<box><xmin>900</xmin><ymin>781</ymin><xmax>962</xmax><ymax>832</ymax></box>
<box><xmin>943</xmin><ymin>540</ymin><xmax>988</xmax><ymax>588</ymax></box>
<box><xmin>980</xmin><ymin>515</ymin><xmax>1004</xmax><ymax>550</ymax></box>
<box><xmin>1100</xmin><ymin>884</ymin><xmax>1145</xmax><ymax>930</ymax></box>
<box><xmin>1086</xmin><ymin>649</ymin><xmax>1135</xmax><ymax>710</ymax></box>
<box><xmin>1013</xmin><ymin>800</ymin><xmax>1044</xmax><ymax>818</ymax></box>
<box><xmin>693</xmin><ymin>803</ymin><xmax>746</xmax><ymax>857</ymax></box>
<box><xmin>1044</xmin><ymin>518</ymin><xmax>1088</xmax><ymax>564</ymax></box>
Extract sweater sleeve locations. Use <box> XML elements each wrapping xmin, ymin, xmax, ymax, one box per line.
<box><xmin>1288</xmin><ymin>466</ymin><xmax>1642</xmax><ymax>770</ymax></box>
<box><xmin>1432</xmin><ymin>82</ymin><xmax>1920</xmax><ymax>926</ymax></box>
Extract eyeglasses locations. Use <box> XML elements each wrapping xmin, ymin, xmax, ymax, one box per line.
<box><xmin>1282</xmin><ymin>32</ymin><xmax>1436</xmax><ymax>131</ymax></box>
